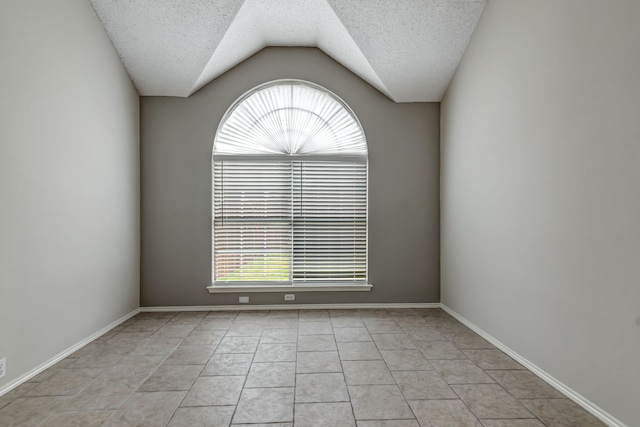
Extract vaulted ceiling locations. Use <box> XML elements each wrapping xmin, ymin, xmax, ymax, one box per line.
<box><xmin>90</xmin><ymin>0</ymin><xmax>486</xmax><ymax>102</ymax></box>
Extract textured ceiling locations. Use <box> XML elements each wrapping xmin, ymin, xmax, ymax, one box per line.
<box><xmin>90</xmin><ymin>0</ymin><xmax>486</xmax><ymax>102</ymax></box>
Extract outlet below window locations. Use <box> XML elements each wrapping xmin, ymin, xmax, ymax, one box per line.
<box><xmin>239</xmin><ymin>296</ymin><xmax>249</xmax><ymax>304</ymax></box>
<box><xmin>0</xmin><ymin>358</ymin><xmax>6</xmax><ymax>379</ymax></box>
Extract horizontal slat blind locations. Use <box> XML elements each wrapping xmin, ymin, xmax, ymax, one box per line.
<box><xmin>213</xmin><ymin>160</ymin><xmax>367</xmax><ymax>284</ymax></box>
<box><xmin>213</xmin><ymin>161</ymin><xmax>292</xmax><ymax>282</ymax></box>
<box><xmin>293</xmin><ymin>161</ymin><xmax>367</xmax><ymax>282</ymax></box>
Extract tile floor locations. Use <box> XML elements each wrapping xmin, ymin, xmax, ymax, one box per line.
<box><xmin>0</xmin><ymin>308</ymin><xmax>606</xmax><ymax>427</ymax></box>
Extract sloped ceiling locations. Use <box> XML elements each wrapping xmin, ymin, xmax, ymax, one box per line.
<box><xmin>90</xmin><ymin>0</ymin><xmax>486</xmax><ymax>102</ymax></box>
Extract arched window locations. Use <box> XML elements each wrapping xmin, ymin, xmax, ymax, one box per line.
<box><xmin>212</xmin><ymin>80</ymin><xmax>368</xmax><ymax>289</ymax></box>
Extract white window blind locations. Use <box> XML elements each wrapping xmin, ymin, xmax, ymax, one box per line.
<box><xmin>212</xmin><ymin>80</ymin><xmax>368</xmax><ymax>286</ymax></box>
<box><xmin>292</xmin><ymin>161</ymin><xmax>367</xmax><ymax>282</ymax></box>
<box><xmin>213</xmin><ymin>160</ymin><xmax>367</xmax><ymax>284</ymax></box>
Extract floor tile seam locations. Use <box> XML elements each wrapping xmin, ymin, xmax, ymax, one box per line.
<box><xmin>449</xmin><ymin>378</ymin><xmax>541</xmax><ymax>423</ymax></box>
<box><xmin>339</xmin><ymin>353</ymin><xmax>361</xmax><ymax>425</ymax></box>
<box><xmin>118</xmin><ymin>332</ymin><xmax>195</xmax><ymax>427</ymax></box>
<box><xmin>228</xmin><ymin>335</ymin><xmax>259</xmax><ymax>425</ymax></box>
<box><xmin>454</xmin><ymin>362</ymin><xmax>537</xmax><ymax>413</ymax></box>
<box><xmin>399</xmin><ymin>321</ymin><xmax>487</xmax><ymax>422</ymax></box>
<box><xmin>7</xmin><ymin>314</ymin><xmax>173</xmax><ymax>426</ymax></box>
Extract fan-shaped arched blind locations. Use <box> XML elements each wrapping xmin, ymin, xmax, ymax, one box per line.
<box><xmin>214</xmin><ymin>81</ymin><xmax>367</xmax><ymax>157</ymax></box>
<box><xmin>212</xmin><ymin>81</ymin><xmax>368</xmax><ymax>286</ymax></box>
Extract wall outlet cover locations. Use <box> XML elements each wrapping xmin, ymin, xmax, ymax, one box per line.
<box><xmin>0</xmin><ymin>358</ymin><xmax>6</xmax><ymax>379</ymax></box>
<box><xmin>239</xmin><ymin>296</ymin><xmax>249</xmax><ymax>304</ymax></box>
<box><xmin>284</xmin><ymin>294</ymin><xmax>295</xmax><ymax>301</ymax></box>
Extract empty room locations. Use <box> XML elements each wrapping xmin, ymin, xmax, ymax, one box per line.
<box><xmin>0</xmin><ymin>0</ymin><xmax>638</xmax><ymax>426</ymax></box>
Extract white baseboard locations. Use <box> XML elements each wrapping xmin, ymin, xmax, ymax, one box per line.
<box><xmin>140</xmin><ymin>302</ymin><xmax>440</xmax><ymax>312</ymax></box>
<box><xmin>0</xmin><ymin>308</ymin><xmax>141</xmax><ymax>398</ymax></box>
<box><xmin>440</xmin><ymin>304</ymin><xmax>628</xmax><ymax>427</ymax></box>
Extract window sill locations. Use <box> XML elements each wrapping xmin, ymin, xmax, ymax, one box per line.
<box><xmin>207</xmin><ymin>283</ymin><xmax>373</xmax><ymax>293</ymax></box>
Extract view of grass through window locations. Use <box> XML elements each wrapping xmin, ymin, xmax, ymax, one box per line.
<box><xmin>216</xmin><ymin>254</ymin><xmax>290</xmax><ymax>282</ymax></box>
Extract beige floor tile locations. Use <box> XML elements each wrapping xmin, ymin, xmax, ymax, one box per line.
<box><xmin>448</xmin><ymin>333</ymin><xmax>495</xmax><ymax>350</ymax></box>
<box><xmin>481</xmin><ymin>420</ymin><xmax>545</xmax><ymax>427</ymax></box>
<box><xmin>138</xmin><ymin>364</ymin><xmax>202</xmax><ymax>391</ymax></box>
<box><xmin>104</xmin><ymin>391</ymin><xmax>185</xmax><ymax>427</ymax></box>
<box><xmin>521</xmin><ymin>399</ymin><xmax>606</xmax><ymax>427</ymax></box>
<box><xmin>371</xmin><ymin>334</ymin><xmax>416</xmax><ymax>350</ymax></box>
<box><xmin>108</xmin><ymin>332</ymin><xmax>154</xmax><ymax>347</ymax></box>
<box><xmin>294</xmin><ymin>402</ymin><xmax>356</xmax><ymax>427</ymax></box>
<box><xmin>0</xmin><ymin>383</ymin><xmax>37</xmax><ymax>410</ymax></box>
<box><xmin>295</xmin><ymin>373</ymin><xmax>349</xmax><ymax>403</ymax></box>
<box><xmin>409</xmin><ymin>399</ymin><xmax>482</xmax><ymax>427</ymax></box>
<box><xmin>260</xmin><ymin>328</ymin><xmax>298</xmax><ymax>344</ymax></box>
<box><xmin>463</xmin><ymin>350</ymin><xmax>524</xmax><ymax>370</ymax></box>
<box><xmin>123</xmin><ymin>318</ymin><xmax>167</xmax><ymax>333</ymax></box>
<box><xmin>0</xmin><ymin>396</ymin><xmax>70</xmax><ymax>427</ymax></box>
<box><xmin>343</xmin><ymin>360</ymin><xmax>395</xmax><ymax>385</ymax></box>
<box><xmin>356</xmin><ymin>309</ymin><xmax>391</xmax><ymax>320</ymax></box>
<box><xmin>194</xmin><ymin>318</ymin><xmax>233</xmax><ymax>331</ymax></box>
<box><xmin>380</xmin><ymin>349</ymin><xmax>433</xmax><ymax>371</ymax></box>
<box><xmin>392</xmin><ymin>371</ymin><xmax>457</xmax><ymax>400</ymax></box>
<box><xmin>267</xmin><ymin>310</ymin><xmax>300</xmax><ymax>319</ymax></box>
<box><xmin>299</xmin><ymin>310</ymin><xmax>330</xmax><ymax>322</ymax></box>
<box><xmin>299</xmin><ymin>321</ymin><xmax>333</xmax><ymax>335</ymax></box>
<box><xmin>415</xmin><ymin>341</ymin><xmax>467</xmax><ymax>360</ymax></box>
<box><xmin>216</xmin><ymin>336</ymin><xmax>259</xmax><ymax>353</ymax></box>
<box><xmin>264</xmin><ymin>318</ymin><xmax>299</xmax><ymax>329</ymax></box>
<box><xmin>25</xmin><ymin>368</ymin><xmax>103</xmax><ymax>396</ymax></box>
<box><xmin>254</xmin><ymin>343</ymin><xmax>297</xmax><ymax>362</ymax></box>
<box><xmin>182</xmin><ymin>330</ymin><xmax>225</xmax><ymax>346</ymax></box>
<box><xmin>167</xmin><ymin>406</ymin><xmax>234</xmax><ymax>427</ymax></box>
<box><xmin>297</xmin><ymin>335</ymin><xmax>336</xmax><ymax>352</ymax></box>
<box><xmin>330</xmin><ymin>317</ymin><xmax>365</xmax><ymax>328</ymax></box>
<box><xmin>226</xmin><ymin>323</ymin><xmax>264</xmax><ymax>337</ymax></box>
<box><xmin>348</xmin><ymin>385</ymin><xmax>414</xmax><ymax>420</ymax></box>
<box><xmin>153</xmin><ymin>324</ymin><xmax>197</xmax><ymax>338</ymax></box>
<box><xmin>364</xmin><ymin>320</ymin><xmax>403</xmax><ymax>334</ymax></box>
<box><xmin>69</xmin><ymin>350</ymin><xmax>124</xmax><ymax>369</ymax></box>
<box><xmin>338</xmin><ymin>342</ymin><xmax>382</xmax><ymax>360</ymax></box>
<box><xmin>201</xmin><ymin>353</ymin><xmax>253</xmax><ymax>376</ymax></box>
<box><xmin>452</xmin><ymin>384</ymin><xmax>534</xmax><ymax>419</ymax></box>
<box><xmin>487</xmin><ymin>370</ymin><xmax>564</xmax><ymax>399</ymax></box>
<box><xmin>169</xmin><ymin>312</ymin><xmax>207</xmax><ymax>325</ymax></box>
<box><xmin>61</xmin><ymin>377</ymin><xmax>140</xmax><ymax>411</ymax></box>
<box><xmin>205</xmin><ymin>311</ymin><xmax>238</xmax><ymax>319</ymax></box>
<box><xmin>296</xmin><ymin>351</ymin><xmax>342</xmax><ymax>373</ymax></box>
<box><xmin>402</xmin><ymin>326</ymin><xmax>447</xmax><ymax>342</ymax></box>
<box><xmin>39</xmin><ymin>410</ymin><xmax>114</xmax><ymax>427</ymax></box>
<box><xmin>232</xmin><ymin>424</ymin><xmax>292</xmax><ymax>427</ymax></box>
<box><xmin>4</xmin><ymin>309</ymin><xmax>609</xmax><ymax>427</ymax></box>
<box><xmin>245</xmin><ymin>362</ymin><xmax>295</xmax><ymax>388</ymax></box>
<box><xmin>100</xmin><ymin>355</ymin><xmax>163</xmax><ymax>379</ymax></box>
<box><xmin>357</xmin><ymin>421</ymin><xmax>419</xmax><ymax>427</ymax></box>
<box><xmin>431</xmin><ymin>360</ymin><xmax>495</xmax><ymax>384</ymax></box>
<box><xmin>164</xmin><ymin>345</ymin><xmax>215</xmax><ymax>365</ymax></box>
<box><xmin>129</xmin><ymin>338</ymin><xmax>181</xmax><ymax>357</ymax></box>
<box><xmin>334</xmin><ymin>327</ymin><xmax>372</xmax><ymax>342</ymax></box>
<box><xmin>233</xmin><ymin>387</ymin><xmax>294</xmax><ymax>424</ymax></box>
<box><xmin>234</xmin><ymin>311</ymin><xmax>270</xmax><ymax>323</ymax></box>
<box><xmin>181</xmin><ymin>376</ymin><xmax>244</xmax><ymax>406</ymax></box>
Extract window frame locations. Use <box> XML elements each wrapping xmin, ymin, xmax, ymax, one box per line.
<box><xmin>208</xmin><ymin>80</ymin><xmax>372</xmax><ymax>293</ymax></box>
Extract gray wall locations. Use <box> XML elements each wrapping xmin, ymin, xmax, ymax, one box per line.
<box><xmin>0</xmin><ymin>0</ymin><xmax>140</xmax><ymax>389</ymax></box>
<box><xmin>441</xmin><ymin>1</ymin><xmax>640</xmax><ymax>425</ymax></box>
<box><xmin>141</xmin><ymin>47</ymin><xmax>440</xmax><ymax>306</ymax></box>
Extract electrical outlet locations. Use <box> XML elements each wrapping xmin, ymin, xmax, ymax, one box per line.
<box><xmin>0</xmin><ymin>358</ymin><xmax>6</xmax><ymax>379</ymax></box>
<box><xmin>284</xmin><ymin>294</ymin><xmax>295</xmax><ymax>301</ymax></box>
<box><xmin>239</xmin><ymin>296</ymin><xmax>249</xmax><ymax>304</ymax></box>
